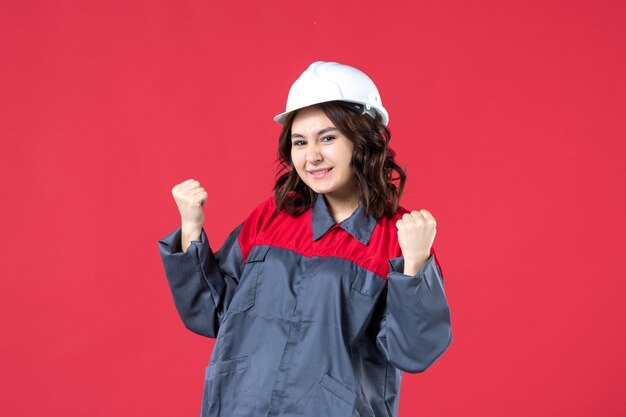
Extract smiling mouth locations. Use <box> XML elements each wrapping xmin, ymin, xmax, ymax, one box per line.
<box><xmin>308</xmin><ymin>167</ymin><xmax>333</xmax><ymax>178</ymax></box>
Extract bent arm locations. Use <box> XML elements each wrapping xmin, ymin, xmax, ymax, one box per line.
<box><xmin>376</xmin><ymin>254</ymin><xmax>453</xmax><ymax>373</ymax></box>
<box><xmin>158</xmin><ymin>225</ymin><xmax>243</xmax><ymax>338</ymax></box>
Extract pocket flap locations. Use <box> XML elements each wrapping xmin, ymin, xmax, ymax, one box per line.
<box><xmin>319</xmin><ymin>373</ymin><xmax>357</xmax><ymax>405</ymax></box>
<box><xmin>350</xmin><ymin>272</ymin><xmax>385</xmax><ymax>297</ymax></box>
<box><xmin>246</xmin><ymin>245</ymin><xmax>270</xmax><ymax>263</ymax></box>
<box><xmin>207</xmin><ymin>356</ymin><xmax>250</xmax><ymax>378</ymax></box>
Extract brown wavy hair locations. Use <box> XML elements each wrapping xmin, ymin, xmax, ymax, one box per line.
<box><xmin>274</xmin><ymin>101</ymin><xmax>406</xmax><ymax>218</ymax></box>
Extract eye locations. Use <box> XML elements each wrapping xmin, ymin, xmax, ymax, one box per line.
<box><xmin>321</xmin><ymin>135</ymin><xmax>336</xmax><ymax>142</ymax></box>
<box><xmin>292</xmin><ymin>140</ymin><xmax>306</xmax><ymax>147</ymax></box>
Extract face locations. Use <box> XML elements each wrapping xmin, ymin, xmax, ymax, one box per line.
<box><xmin>290</xmin><ymin>106</ymin><xmax>357</xmax><ymax>200</ymax></box>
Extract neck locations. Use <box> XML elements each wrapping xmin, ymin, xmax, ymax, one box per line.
<box><xmin>323</xmin><ymin>193</ymin><xmax>360</xmax><ymax>223</ymax></box>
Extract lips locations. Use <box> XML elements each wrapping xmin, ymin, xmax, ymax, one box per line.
<box><xmin>307</xmin><ymin>167</ymin><xmax>333</xmax><ymax>178</ymax></box>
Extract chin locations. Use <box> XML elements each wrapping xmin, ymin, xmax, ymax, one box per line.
<box><xmin>309</xmin><ymin>184</ymin><xmax>337</xmax><ymax>195</ymax></box>
<box><xmin>308</xmin><ymin>187</ymin><xmax>329</xmax><ymax>195</ymax></box>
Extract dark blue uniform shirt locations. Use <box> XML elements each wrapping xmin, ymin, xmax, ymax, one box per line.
<box><xmin>159</xmin><ymin>194</ymin><xmax>452</xmax><ymax>417</ymax></box>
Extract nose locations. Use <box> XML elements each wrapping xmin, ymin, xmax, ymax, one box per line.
<box><xmin>305</xmin><ymin>143</ymin><xmax>322</xmax><ymax>164</ymax></box>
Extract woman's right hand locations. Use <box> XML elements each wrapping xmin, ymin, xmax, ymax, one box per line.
<box><xmin>172</xmin><ymin>179</ymin><xmax>208</xmax><ymax>251</ymax></box>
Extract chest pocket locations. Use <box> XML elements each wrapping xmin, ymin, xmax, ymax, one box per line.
<box><xmin>343</xmin><ymin>270</ymin><xmax>386</xmax><ymax>345</ymax></box>
<box><xmin>228</xmin><ymin>245</ymin><xmax>270</xmax><ymax>312</ymax></box>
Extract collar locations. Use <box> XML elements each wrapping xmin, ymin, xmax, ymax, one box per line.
<box><xmin>311</xmin><ymin>194</ymin><xmax>377</xmax><ymax>245</ymax></box>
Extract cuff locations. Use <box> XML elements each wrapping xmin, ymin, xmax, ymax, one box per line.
<box><xmin>158</xmin><ymin>227</ymin><xmax>208</xmax><ymax>255</ymax></box>
<box><xmin>388</xmin><ymin>254</ymin><xmax>435</xmax><ymax>278</ymax></box>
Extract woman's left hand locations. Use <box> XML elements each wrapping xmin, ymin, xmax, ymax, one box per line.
<box><xmin>396</xmin><ymin>209</ymin><xmax>437</xmax><ymax>276</ymax></box>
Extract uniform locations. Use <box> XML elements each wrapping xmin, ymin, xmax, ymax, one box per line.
<box><xmin>158</xmin><ymin>193</ymin><xmax>452</xmax><ymax>417</ymax></box>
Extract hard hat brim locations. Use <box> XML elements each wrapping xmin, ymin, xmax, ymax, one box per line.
<box><xmin>273</xmin><ymin>100</ymin><xmax>389</xmax><ymax>126</ymax></box>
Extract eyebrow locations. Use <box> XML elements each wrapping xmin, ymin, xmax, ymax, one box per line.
<box><xmin>291</xmin><ymin>127</ymin><xmax>338</xmax><ymax>139</ymax></box>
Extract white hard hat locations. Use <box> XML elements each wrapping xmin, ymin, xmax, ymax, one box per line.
<box><xmin>274</xmin><ymin>61</ymin><xmax>389</xmax><ymax>126</ymax></box>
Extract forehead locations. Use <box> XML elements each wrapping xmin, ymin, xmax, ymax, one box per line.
<box><xmin>291</xmin><ymin>107</ymin><xmax>336</xmax><ymax>134</ymax></box>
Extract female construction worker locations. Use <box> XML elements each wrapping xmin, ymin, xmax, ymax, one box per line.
<box><xmin>158</xmin><ymin>61</ymin><xmax>452</xmax><ymax>417</ymax></box>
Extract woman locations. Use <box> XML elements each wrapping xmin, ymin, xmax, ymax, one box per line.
<box><xmin>159</xmin><ymin>61</ymin><xmax>452</xmax><ymax>417</ymax></box>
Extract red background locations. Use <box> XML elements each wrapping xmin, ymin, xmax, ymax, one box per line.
<box><xmin>1</xmin><ymin>1</ymin><xmax>625</xmax><ymax>416</ymax></box>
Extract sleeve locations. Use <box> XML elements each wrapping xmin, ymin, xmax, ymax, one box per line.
<box><xmin>376</xmin><ymin>251</ymin><xmax>453</xmax><ymax>373</ymax></box>
<box><xmin>157</xmin><ymin>224</ymin><xmax>244</xmax><ymax>338</ymax></box>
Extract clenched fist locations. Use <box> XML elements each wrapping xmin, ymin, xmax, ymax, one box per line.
<box><xmin>396</xmin><ymin>209</ymin><xmax>437</xmax><ymax>276</ymax></box>
<box><xmin>172</xmin><ymin>179</ymin><xmax>208</xmax><ymax>252</ymax></box>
